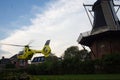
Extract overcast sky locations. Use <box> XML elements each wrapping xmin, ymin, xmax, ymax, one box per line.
<box><xmin>0</xmin><ymin>0</ymin><xmax>119</xmax><ymax>58</ymax></box>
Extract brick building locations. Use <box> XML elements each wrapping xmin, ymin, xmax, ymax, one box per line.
<box><xmin>0</xmin><ymin>55</ymin><xmax>28</xmax><ymax>69</ymax></box>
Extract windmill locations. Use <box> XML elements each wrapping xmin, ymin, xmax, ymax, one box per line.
<box><xmin>77</xmin><ymin>0</ymin><xmax>120</xmax><ymax>59</ymax></box>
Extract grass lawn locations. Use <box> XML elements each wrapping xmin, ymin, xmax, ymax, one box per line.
<box><xmin>31</xmin><ymin>74</ymin><xmax>120</xmax><ymax>80</ymax></box>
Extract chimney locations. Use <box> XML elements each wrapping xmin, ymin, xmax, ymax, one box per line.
<box><xmin>2</xmin><ymin>56</ymin><xmax>5</xmax><ymax>59</ymax></box>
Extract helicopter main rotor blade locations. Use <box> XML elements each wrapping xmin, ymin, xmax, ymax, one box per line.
<box><xmin>27</xmin><ymin>40</ymin><xmax>34</xmax><ymax>45</ymax></box>
<box><xmin>0</xmin><ymin>43</ymin><xmax>25</xmax><ymax>47</ymax></box>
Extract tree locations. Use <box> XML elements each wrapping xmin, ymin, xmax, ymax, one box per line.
<box><xmin>64</xmin><ymin>46</ymin><xmax>79</xmax><ymax>59</ymax></box>
<box><xmin>64</xmin><ymin>46</ymin><xmax>91</xmax><ymax>61</ymax></box>
<box><xmin>62</xmin><ymin>46</ymin><xmax>93</xmax><ymax>74</ymax></box>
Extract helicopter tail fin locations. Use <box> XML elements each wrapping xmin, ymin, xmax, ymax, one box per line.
<box><xmin>45</xmin><ymin>40</ymin><xmax>50</xmax><ymax>45</ymax></box>
<box><xmin>42</xmin><ymin>40</ymin><xmax>51</xmax><ymax>57</ymax></box>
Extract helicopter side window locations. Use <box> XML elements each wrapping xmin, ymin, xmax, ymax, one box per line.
<box><xmin>18</xmin><ymin>51</ymin><xmax>24</xmax><ymax>55</ymax></box>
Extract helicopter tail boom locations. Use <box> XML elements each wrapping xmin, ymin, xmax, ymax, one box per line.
<box><xmin>30</xmin><ymin>40</ymin><xmax>51</xmax><ymax>57</ymax></box>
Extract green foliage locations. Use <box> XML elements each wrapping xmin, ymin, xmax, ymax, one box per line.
<box><xmin>64</xmin><ymin>46</ymin><xmax>91</xmax><ymax>61</ymax></box>
<box><xmin>3</xmin><ymin>46</ymin><xmax>120</xmax><ymax>75</ymax></box>
<box><xmin>64</xmin><ymin>46</ymin><xmax>80</xmax><ymax>59</ymax></box>
<box><xmin>26</xmin><ymin>46</ymin><xmax>95</xmax><ymax>75</ymax></box>
<box><xmin>5</xmin><ymin>63</ymin><xmax>15</xmax><ymax>69</ymax></box>
<box><xmin>93</xmin><ymin>53</ymin><xmax>120</xmax><ymax>73</ymax></box>
<box><xmin>32</xmin><ymin>74</ymin><xmax>120</xmax><ymax>80</ymax></box>
<box><xmin>0</xmin><ymin>72</ymin><xmax>31</xmax><ymax>80</ymax></box>
<box><xmin>101</xmin><ymin>53</ymin><xmax>120</xmax><ymax>73</ymax></box>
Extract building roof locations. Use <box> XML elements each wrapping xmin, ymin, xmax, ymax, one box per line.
<box><xmin>0</xmin><ymin>57</ymin><xmax>11</xmax><ymax>64</ymax></box>
<box><xmin>31</xmin><ymin>56</ymin><xmax>45</xmax><ymax>63</ymax></box>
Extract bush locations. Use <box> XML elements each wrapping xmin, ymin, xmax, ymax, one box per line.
<box><xmin>101</xmin><ymin>53</ymin><xmax>120</xmax><ymax>73</ymax></box>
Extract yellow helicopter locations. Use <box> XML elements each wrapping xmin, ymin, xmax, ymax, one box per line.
<box><xmin>1</xmin><ymin>40</ymin><xmax>51</xmax><ymax>60</ymax></box>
